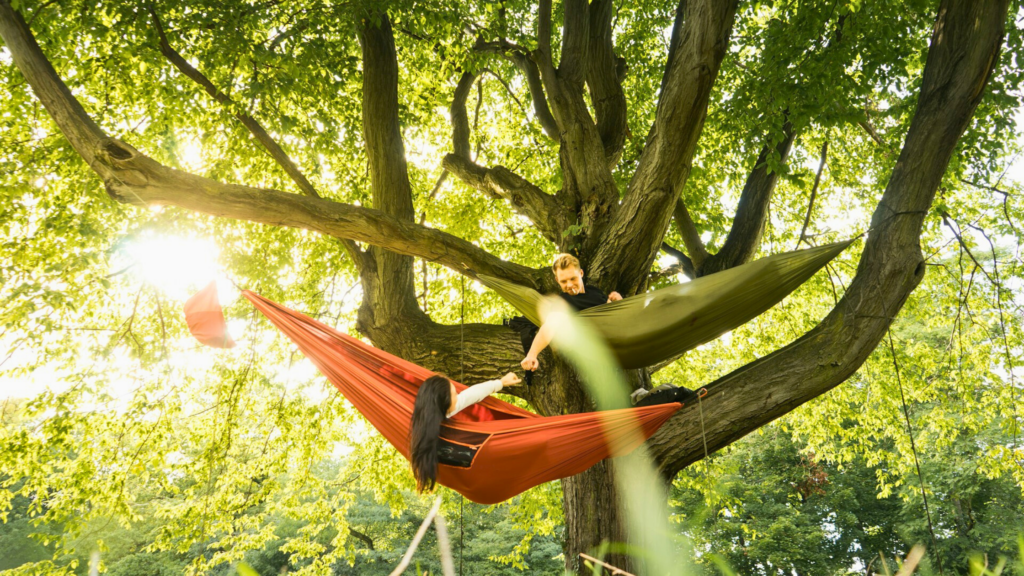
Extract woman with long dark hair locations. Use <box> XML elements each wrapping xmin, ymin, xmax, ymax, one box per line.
<box><xmin>409</xmin><ymin>371</ymin><xmax>521</xmax><ymax>492</ymax></box>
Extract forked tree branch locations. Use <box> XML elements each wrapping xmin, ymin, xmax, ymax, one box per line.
<box><xmin>590</xmin><ymin>0</ymin><xmax>739</xmax><ymax>293</ymax></box>
<box><xmin>0</xmin><ymin>1</ymin><xmax>544</xmax><ymax>289</ymax></box>
<box><xmin>479</xmin><ymin>31</ymin><xmax>619</xmax><ymax>254</ymax></box>
<box><xmin>516</xmin><ymin>0</ymin><xmax>622</xmax><ymax>248</ymax></box>
<box><xmin>442</xmin><ymin>154</ymin><xmax>571</xmax><ymax>244</ymax></box>
<box><xmin>659</xmin><ymin>242</ymin><xmax>695</xmax><ymax>279</ymax></box>
<box><xmin>671</xmin><ymin>13</ymin><xmax>848</xmax><ymax>279</ymax></box>
<box><xmin>473</xmin><ymin>40</ymin><xmax>559</xmax><ymax>139</ymax></box>
<box><xmin>445</xmin><ymin>68</ymin><xmax>569</xmax><ymax>244</ymax></box>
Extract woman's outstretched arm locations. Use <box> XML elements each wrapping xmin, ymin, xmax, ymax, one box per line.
<box><xmin>447</xmin><ymin>373</ymin><xmax>521</xmax><ymax>417</ymax></box>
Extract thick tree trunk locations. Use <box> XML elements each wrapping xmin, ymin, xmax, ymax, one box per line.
<box><xmin>563</xmin><ymin>461</ymin><xmax>627</xmax><ymax>573</ymax></box>
<box><xmin>542</xmin><ymin>360</ymin><xmax>645</xmax><ymax>573</ymax></box>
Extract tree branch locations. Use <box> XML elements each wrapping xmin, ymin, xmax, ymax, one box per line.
<box><xmin>648</xmin><ymin>0</ymin><xmax>1010</xmax><ymax>477</ymax></box>
<box><xmin>857</xmin><ymin>116</ymin><xmax>886</xmax><ymax>148</ymax></box>
<box><xmin>349</xmin><ymin>527</ymin><xmax>375</xmax><ymax>550</ymax></box>
<box><xmin>659</xmin><ymin>242</ymin><xmax>695</xmax><ymax>279</ymax></box>
<box><xmin>700</xmin><ymin>118</ymin><xmax>798</xmax><ymax>276</ymax></box>
<box><xmin>475</xmin><ymin>40</ymin><xmax>559</xmax><ymax>140</ymax></box>
<box><xmin>660</xmin><ymin>0</ymin><xmax>686</xmax><ymax>93</ymax></box>
<box><xmin>442</xmin><ymin>154</ymin><xmax>570</xmax><ymax>244</ymax></box>
<box><xmin>446</xmin><ymin>65</ymin><xmax>569</xmax><ymax>243</ymax></box>
<box><xmin>959</xmin><ymin>177</ymin><xmax>1011</xmax><ymax>196</ymax></box>
<box><xmin>522</xmin><ymin>0</ymin><xmax>622</xmax><ymax>244</ymax></box>
<box><xmin>508</xmin><ymin>52</ymin><xmax>559</xmax><ymax>140</ymax></box>
<box><xmin>590</xmin><ymin>0</ymin><xmax>739</xmax><ymax>293</ymax></box>
<box><xmin>150</xmin><ymin>8</ymin><xmax>366</xmax><ymax>269</ymax></box>
<box><xmin>451</xmin><ymin>71</ymin><xmax>477</xmax><ymax>159</ymax></box>
<box><xmin>796</xmin><ymin>141</ymin><xmax>829</xmax><ymax>249</ymax></box>
<box><xmin>940</xmin><ymin>211</ymin><xmax>998</xmax><ymax>286</ymax></box>
<box><xmin>481</xmin><ymin>67</ymin><xmax>525</xmax><ymax>115</ymax></box>
<box><xmin>558</xmin><ymin>0</ymin><xmax>590</xmax><ymax>86</ymax></box>
<box><xmin>358</xmin><ymin>13</ymin><xmax>414</xmax><ymax>222</ymax></box>
<box><xmin>959</xmin><ymin>177</ymin><xmax>1019</xmax><ymax>236</ymax></box>
<box><xmin>671</xmin><ymin>200</ymin><xmax>709</xmax><ymax>270</ymax></box>
<box><xmin>585</xmin><ymin>0</ymin><xmax>627</xmax><ymax>165</ymax></box>
<box><xmin>536</xmin><ymin>0</ymin><xmax>554</xmax><ymax>71</ymax></box>
<box><xmin>0</xmin><ymin>2</ymin><xmax>544</xmax><ymax>290</ymax></box>
<box><xmin>150</xmin><ymin>8</ymin><xmax>320</xmax><ymax>200</ymax></box>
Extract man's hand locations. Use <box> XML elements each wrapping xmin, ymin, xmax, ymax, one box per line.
<box><xmin>521</xmin><ymin>355</ymin><xmax>539</xmax><ymax>371</ymax></box>
<box><xmin>608</xmin><ymin>291</ymin><xmax>623</xmax><ymax>302</ymax></box>
<box><xmin>500</xmin><ymin>372</ymin><xmax>522</xmax><ymax>387</ymax></box>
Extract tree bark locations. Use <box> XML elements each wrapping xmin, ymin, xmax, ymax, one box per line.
<box><xmin>562</xmin><ymin>461</ymin><xmax>627</xmax><ymax>573</ymax></box>
<box><xmin>585</xmin><ymin>0</ymin><xmax>628</xmax><ymax>166</ymax></box>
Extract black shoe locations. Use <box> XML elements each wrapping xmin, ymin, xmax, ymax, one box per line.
<box><xmin>635</xmin><ymin>385</ymin><xmax>698</xmax><ymax>407</ymax></box>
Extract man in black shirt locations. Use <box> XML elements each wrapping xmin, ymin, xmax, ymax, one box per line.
<box><xmin>520</xmin><ymin>253</ymin><xmax>621</xmax><ymax>371</ymax></box>
<box><xmin>513</xmin><ymin>253</ymin><xmax>698</xmax><ymax>407</ymax></box>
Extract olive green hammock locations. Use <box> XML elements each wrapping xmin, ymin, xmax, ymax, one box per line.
<box><xmin>479</xmin><ymin>241</ymin><xmax>853</xmax><ymax>370</ymax></box>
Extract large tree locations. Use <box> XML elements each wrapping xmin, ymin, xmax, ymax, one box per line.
<box><xmin>0</xmin><ymin>0</ymin><xmax>1018</xmax><ymax>571</ymax></box>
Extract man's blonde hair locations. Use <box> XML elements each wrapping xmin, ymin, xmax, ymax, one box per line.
<box><xmin>552</xmin><ymin>253</ymin><xmax>581</xmax><ymax>272</ymax></box>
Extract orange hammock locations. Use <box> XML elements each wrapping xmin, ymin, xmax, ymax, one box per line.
<box><xmin>187</xmin><ymin>285</ymin><xmax>682</xmax><ymax>504</ymax></box>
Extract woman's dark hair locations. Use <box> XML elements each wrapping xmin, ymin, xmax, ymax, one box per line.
<box><xmin>409</xmin><ymin>374</ymin><xmax>452</xmax><ymax>492</ymax></box>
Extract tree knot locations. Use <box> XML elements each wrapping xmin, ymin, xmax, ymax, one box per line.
<box><xmin>914</xmin><ymin>259</ymin><xmax>926</xmax><ymax>278</ymax></box>
<box><xmin>100</xmin><ymin>139</ymin><xmax>135</xmax><ymax>161</ymax></box>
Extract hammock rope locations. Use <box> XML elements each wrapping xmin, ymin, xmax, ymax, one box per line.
<box><xmin>884</xmin><ymin>321</ymin><xmax>944</xmax><ymax>576</ymax></box>
<box><xmin>459</xmin><ymin>275</ymin><xmax>465</xmax><ymax>576</ymax></box>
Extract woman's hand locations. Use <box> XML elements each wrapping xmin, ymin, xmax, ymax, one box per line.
<box><xmin>500</xmin><ymin>372</ymin><xmax>522</xmax><ymax>387</ymax></box>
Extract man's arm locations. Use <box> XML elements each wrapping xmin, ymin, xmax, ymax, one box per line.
<box><xmin>521</xmin><ymin>321</ymin><xmax>554</xmax><ymax>371</ymax></box>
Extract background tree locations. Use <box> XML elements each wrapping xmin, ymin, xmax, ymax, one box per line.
<box><xmin>0</xmin><ymin>0</ymin><xmax>1022</xmax><ymax>573</ymax></box>
<box><xmin>674</xmin><ymin>427</ymin><xmax>1024</xmax><ymax>575</ymax></box>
